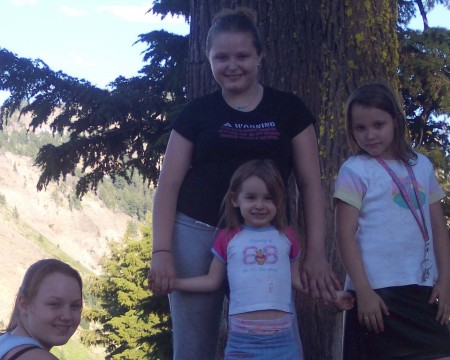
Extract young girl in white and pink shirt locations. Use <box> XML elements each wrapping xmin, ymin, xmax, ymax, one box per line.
<box><xmin>334</xmin><ymin>82</ymin><xmax>450</xmax><ymax>360</ymax></box>
<box><xmin>169</xmin><ymin>159</ymin><xmax>353</xmax><ymax>359</ymax></box>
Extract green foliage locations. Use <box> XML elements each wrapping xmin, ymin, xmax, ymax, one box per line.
<box><xmin>51</xmin><ymin>187</ymin><xmax>64</xmax><ymax>207</ymax></box>
<box><xmin>0</xmin><ymin>126</ymin><xmax>65</xmax><ymax>158</ymax></box>
<box><xmin>137</xmin><ymin>30</ymin><xmax>188</xmax><ymax>103</ymax></box>
<box><xmin>50</xmin><ymin>335</ymin><xmax>103</xmax><ymax>360</ymax></box>
<box><xmin>81</xmin><ymin>217</ymin><xmax>171</xmax><ymax>359</ymax></box>
<box><xmin>0</xmin><ymin>43</ymin><xmax>187</xmax><ymax>197</ymax></box>
<box><xmin>12</xmin><ymin>206</ymin><xmax>19</xmax><ymax>220</ymax></box>
<box><xmin>98</xmin><ymin>175</ymin><xmax>155</xmax><ymax>221</ymax></box>
<box><xmin>398</xmin><ymin>27</ymin><xmax>450</xmax><ymax>153</ymax></box>
<box><xmin>417</xmin><ymin>147</ymin><xmax>450</xmax><ymax>220</ymax></box>
<box><xmin>0</xmin><ymin>125</ymin><xmax>155</xmax><ymax>217</ymax></box>
<box><xmin>68</xmin><ymin>192</ymin><xmax>82</xmax><ymax>211</ymax></box>
<box><xmin>0</xmin><ymin>12</ymin><xmax>189</xmax><ymax>199</ymax></box>
<box><xmin>151</xmin><ymin>0</ymin><xmax>190</xmax><ymax>19</ymax></box>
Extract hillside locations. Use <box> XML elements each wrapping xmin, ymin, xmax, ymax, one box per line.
<box><xmin>0</xmin><ymin>150</ymin><xmax>133</xmax><ymax>358</ymax></box>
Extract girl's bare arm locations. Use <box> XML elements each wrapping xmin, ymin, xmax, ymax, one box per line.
<box><xmin>336</xmin><ymin>200</ymin><xmax>389</xmax><ymax>333</ymax></box>
<box><xmin>174</xmin><ymin>258</ymin><xmax>226</xmax><ymax>292</ymax></box>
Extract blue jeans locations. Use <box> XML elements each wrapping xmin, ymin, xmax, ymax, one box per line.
<box><xmin>168</xmin><ymin>213</ymin><xmax>225</xmax><ymax>360</ymax></box>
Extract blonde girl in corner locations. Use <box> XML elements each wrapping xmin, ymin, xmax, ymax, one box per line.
<box><xmin>0</xmin><ymin>259</ymin><xmax>83</xmax><ymax>360</ymax></box>
<box><xmin>334</xmin><ymin>82</ymin><xmax>450</xmax><ymax>360</ymax></box>
<box><xmin>157</xmin><ymin>159</ymin><xmax>353</xmax><ymax>360</ymax></box>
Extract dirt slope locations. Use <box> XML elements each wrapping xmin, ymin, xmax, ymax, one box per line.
<box><xmin>0</xmin><ymin>151</ymin><xmax>132</xmax><ymax>324</ymax></box>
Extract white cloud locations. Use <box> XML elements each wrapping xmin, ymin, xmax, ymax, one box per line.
<box><xmin>98</xmin><ymin>4</ymin><xmax>153</xmax><ymax>23</ymax></box>
<box><xmin>73</xmin><ymin>55</ymin><xmax>97</xmax><ymax>68</ymax></box>
<box><xmin>10</xmin><ymin>0</ymin><xmax>37</xmax><ymax>5</ymax></box>
<box><xmin>59</xmin><ymin>5</ymin><xmax>86</xmax><ymax>17</ymax></box>
<box><xmin>96</xmin><ymin>4</ymin><xmax>189</xmax><ymax>35</ymax></box>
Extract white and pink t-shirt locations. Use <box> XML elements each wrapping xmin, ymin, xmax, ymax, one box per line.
<box><xmin>333</xmin><ymin>153</ymin><xmax>445</xmax><ymax>290</ymax></box>
<box><xmin>212</xmin><ymin>225</ymin><xmax>300</xmax><ymax>316</ymax></box>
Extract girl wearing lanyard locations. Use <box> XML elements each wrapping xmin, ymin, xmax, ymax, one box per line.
<box><xmin>334</xmin><ymin>82</ymin><xmax>450</xmax><ymax>360</ymax></box>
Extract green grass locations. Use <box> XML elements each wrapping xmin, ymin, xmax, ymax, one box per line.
<box><xmin>51</xmin><ymin>335</ymin><xmax>105</xmax><ymax>360</ymax></box>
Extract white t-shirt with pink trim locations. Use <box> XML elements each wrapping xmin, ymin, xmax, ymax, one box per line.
<box><xmin>212</xmin><ymin>225</ymin><xmax>300</xmax><ymax>316</ymax></box>
<box><xmin>333</xmin><ymin>153</ymin><xmax>445</xmax><ymax>290</ymax></box>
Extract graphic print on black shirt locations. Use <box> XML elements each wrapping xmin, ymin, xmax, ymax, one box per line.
<box><xmin>219</xmin><ymin>121</ymin><xmax>280</xmax><ymax>141</ymax></box>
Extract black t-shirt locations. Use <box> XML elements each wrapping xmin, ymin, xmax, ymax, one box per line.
<box><xmin>172</xmin><ymin>86</ymin><xmax>315</xmax><ymax>226</ymax></box>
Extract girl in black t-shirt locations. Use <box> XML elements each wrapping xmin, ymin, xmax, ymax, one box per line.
<box><xmin>148</xmin><ymin>6</ymin><xmax>341</xmax><ymax>359</ymax></box>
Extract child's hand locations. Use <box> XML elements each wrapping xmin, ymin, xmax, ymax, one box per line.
<box><xmin>429</xmin><ymin>279</ymin><xmax>450</xmax><ymax>325</ymax></box>
<box><xmin>295</xmin><ymin>281</ymin><xmax>354</xmax><ymax>311</ymax></box>
<box><xmin>356</xmin><ymin>288</ymin><xmax>389</xmax><ymax>334</ymax></box>
<box><xmin>333</xmin><ymin>291</ymin><xmax>355</xmax><ymax>311</ymax></box>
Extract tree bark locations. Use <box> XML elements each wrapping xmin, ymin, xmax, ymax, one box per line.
<box><xmin>188</xmin><ymin>1</ymin><xmax>399</xmax><ymax>359</ymax></box>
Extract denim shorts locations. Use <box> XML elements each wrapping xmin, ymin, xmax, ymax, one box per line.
<box><xmin>225</xmin><ymin>314</ymin><xmax>302</xmax><ymax>360</ymax></box>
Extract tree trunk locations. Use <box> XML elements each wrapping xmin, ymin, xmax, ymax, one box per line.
<box><xmin>188</xmin><ymin>1</ymin><xmax>399</xmax><ymax>359</ymax></box>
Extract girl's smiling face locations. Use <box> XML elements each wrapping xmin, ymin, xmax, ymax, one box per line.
<box><xmin>351</xmin><ymin>104</ymin><xmax>396</xmax><ymax>160</ymax></box>
<box><xmin>18</xmin><ymin>272</ymin><xmax>82</xmax><ymax>350</ymax></box>
<box><xmin>232</xmin><ymin>175</ymin><xmax>277</xmax><ymax>228</ymax></box>
<box><xmin>207</xmin><ymin>31</ymin><xmax>262</xmax><ymax>96</ymax></box>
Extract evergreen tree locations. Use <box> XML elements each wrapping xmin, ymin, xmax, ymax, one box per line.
<box><xmin>82</xmin><ymin>218</ymin><xmax>171</xmax><ymax>359</ymax></box>
<box><xmin>398</xmin><ymin>27</ymin><xmax>450</xmax><ymax>153</ymax></box>
<box><xmin>0</xmin><ymin>28</ymin><xmax>188</xmax><ymax>197</ymax></box>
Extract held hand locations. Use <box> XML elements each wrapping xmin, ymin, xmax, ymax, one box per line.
<box><xmin>356</xmin><ymin>289</ymin><xmax>389</xmax><ymax>334</ymax></box>
<box><xmin>334</xmin><ymin>291</ymin><xmax>355</xmax><ymax>311</ymax></box>
<box><xmin>300</xmin><ymin>252</ymin><xmax>341</xmax><ymax>301</ymax></box>
<box><xmin>429</xmin><ymin>279</ymin><xmax>450</xmax><ymax>325</ymax></box>
<box><xmin>148</xmin><ymin>251</ymin><xmax>176</xmax><ymax>296</ymax></box>
<box><xmin>293</xmin><ymin>279</ymin><xmax>354</xmax><ymax>311</ymax></box>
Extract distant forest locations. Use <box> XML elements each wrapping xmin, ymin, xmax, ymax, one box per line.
<box><xmin>0</xmin><ymin>121</ymin><xmax>155</xmax><ymax>221</ymax></box>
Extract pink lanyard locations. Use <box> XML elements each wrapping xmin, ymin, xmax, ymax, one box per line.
<box><xmin>376</xmin><ymin>158</ymin><xmax>432</xmax><ymax>281</ymax></box>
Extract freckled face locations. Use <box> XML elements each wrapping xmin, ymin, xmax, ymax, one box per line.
<box><xmin>351</xmin><ymin>105</ymin><xmax>396</xmax><ymax>160</ymax></box>
<box><xmin>207</xmin><ymin>32</ymin><xmax>262</xmax><ymax>96</ymax></box>
<box><xmin>232</xmin><ymin>176</ymin><xmax>277</xmax><ymax>228</ymax></box>
<box><xmin>20</xmin><ymin>272</ymin><xmax>82</xmax><ymax>350</ymax></box>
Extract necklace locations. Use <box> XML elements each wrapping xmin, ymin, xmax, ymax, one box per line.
<box><xmin>224</xmin><ymin>85</ymin><xmax>261</xmax><ymax>111</ymax></box>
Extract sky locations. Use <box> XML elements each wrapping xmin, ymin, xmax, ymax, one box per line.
<box><xmin>0</xmin><ymin>0</ymin><xmax>189</xmax><ymax>89</ymax></box>
<box><xmin>0</xmin><ymin>0</ymin><xmax>449</xmax><ymax>93</ymax></box>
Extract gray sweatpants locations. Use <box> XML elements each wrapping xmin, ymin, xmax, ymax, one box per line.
<box><xmin>169</xmin><ymin>212</ymin><xmax>225</xmax><ymax>360</ymax></box>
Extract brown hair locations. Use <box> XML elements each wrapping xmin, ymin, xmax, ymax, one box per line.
<box><xmin>344</xmin><ymin>81</ymin><xmax>417</xmax><ymax>164</ymax></box>
<box><xmin>2</xmin><ymin>259</ymin><xmax>82</xmax><ymax>333</ymax></box>
<box><xmin>206</xmin><ymin>6</ymin><xmax>264</xmax><ymax>56</ymax></box>
<box><xmin>220</xmin><ymin>159</ymin><xmax>286</xmax><ymax>231</ymax></box>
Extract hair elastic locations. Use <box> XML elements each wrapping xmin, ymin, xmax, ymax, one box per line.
<box><xmin>152</xmin><ymin>249</ymin><xmax>172</xmax><ymax>255</ymax></box>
